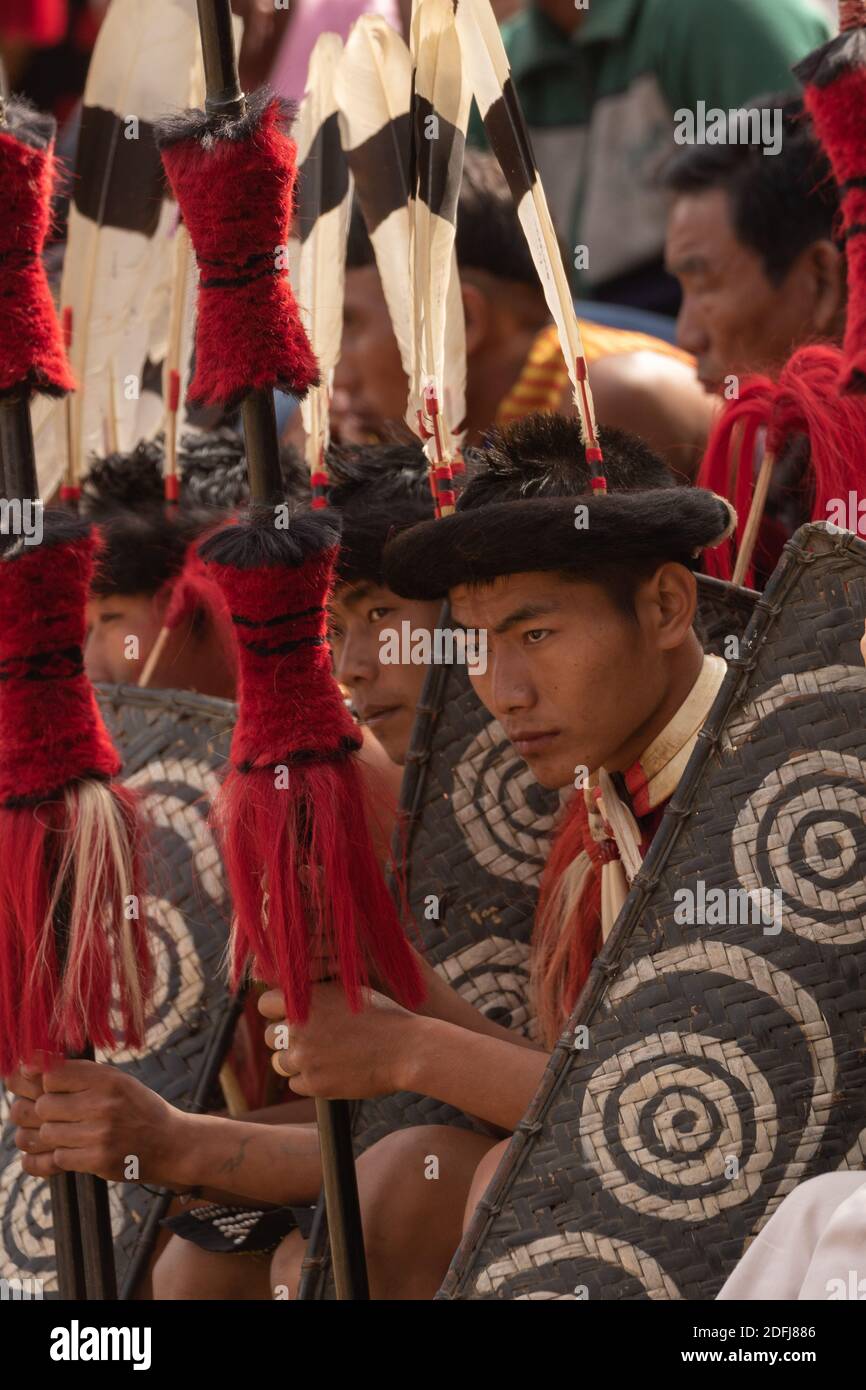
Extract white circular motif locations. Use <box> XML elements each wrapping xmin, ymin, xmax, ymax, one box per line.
<box><xmin>0</xmin><ymin>1085</ymin><xmax>132</xmax><ymax>1291</ymax></box>
<box><xmin>474</xmin><ymin>1229</ymin><xmax>682</xmax><ymax>1300</ymax></box>
<box><xmin>576</xmin><ymin>942</ymin><xmax>836</xmax><ymax>1227</ymax></box>
<box><xmin>451</xmin><ymin>721</ymin><xmax>563</xmax><ymax>886</ymax></box>
<box><xmin>100</xmin><ymin>894</ymin><xmax>206</xmax><ymax>1064</ymax></box>
<box><xmin>0</xmin><ymin>1090</ymin><xmax>57</xmax><ymax>1290</ymax></box>
<box><xmin>721</xmin><ymin>665</ymin><xmax>866</xmax><ymax>751</ymax></box>
<box><xmin>579</xmin><ymin>1030</ymin><xmax>776</xmax><ymax>1222</ymax></box>
<box><xmin>127</xmin><ymin>756</ymin><xmax>227</xmax><ymax>909</ymax></box>
<box><xmin>435</xmin><ymin>936</ymin><xmax>537</xmax><ymax>1040</ymax></box>
<box><xmin>732</xmin><ymin>750</ymin><xmax>866</xmax><ymax>943</ymax></box>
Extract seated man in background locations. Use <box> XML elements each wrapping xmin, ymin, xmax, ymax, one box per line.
<box><xmin>665</xmin><ymin>95</ymin><xmax>847</xmax><ymax>588</ymax></box>
<box><xmin>85</xmin><ymin>508</ymin><xmax>235</xmax><ymax>696</ymax></box>
<box><xmin>326</xmin><ymin>444</ymin><xmax>441</xmax><ymax>770</ymax></box>
<box><xmin>82</xmin><ymin>432</ymin><xmax>308</xmax><ymax>696</ymax></box>
<box><xmin>664</xmin><ymin>95</ymin><xmax>844</xmax><ymax>395</ymax></box>
<box><xmin>479</xmin><ymin>0</ymin><xmax>829</xmax><ymax>313</ymax></box>
<box><xmin>256</xmin><ymin>412</ymin><xmax>733</xmax><ymax>1298</ymax></box>
<box><xmin>333</xmin><ymin>151</ymin><xmax>716</xmax><ymax>479</ymax></box>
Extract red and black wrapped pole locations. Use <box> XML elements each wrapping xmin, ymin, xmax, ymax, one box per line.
<box><xmin>199</xmin><ymin>511</ymin><xmax>423</xmax><ymax>1023</ymax></box>
<box><xmin>160</xmin><ymin>0</ymin><xmax>423</xmax><ymax>1300</ymax></box>
<box><xmin>0</xmin><ymin>95</ymin><xmax>152</xmax><ymax>1301</ymax></box>
<box><xmin>199</xmin><ymin>510</ymin><xmax>424</xmax><ymax>1302</ymax></box>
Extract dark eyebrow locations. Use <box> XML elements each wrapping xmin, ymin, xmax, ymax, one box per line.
<box><xmin>333</xmin><ymin>581</ymin><xmax>375</xmax><ymax>612</ymax></box>
<box><xmin>492</xmin><ymin>601</ymin><xmax>562</xmax><ymax>636</ymax></box>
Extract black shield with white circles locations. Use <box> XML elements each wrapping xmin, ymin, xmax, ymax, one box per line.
<box><xmin>0</xmin><ymin>686</ymin><xmax>237</xmax><ymax>1298</ymax></box>
<box><xmin>302</xmin><ymin>579</ymin><xmax>757</xmax><ymax>1300</ymax></box>
<box><xmin>440</xmin><ymin>525</ymin><xmax>866</xmax><ymax>1301</ymax></box>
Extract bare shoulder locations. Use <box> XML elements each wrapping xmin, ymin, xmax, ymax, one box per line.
<box><xmin>559</xmin><ymin>350</ymin><xmax>720</xmax><ymax>481</ymax></box>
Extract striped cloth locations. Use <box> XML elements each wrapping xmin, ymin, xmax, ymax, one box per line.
<box><xmin>495</xmin><ymin>320</ymin><xmax>693</xmax><ymax>425</ymax></box>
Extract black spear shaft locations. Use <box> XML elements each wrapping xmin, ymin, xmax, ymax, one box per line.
<box><xmin>74</xmin><ymin>1043</ymin><xmax>117</xmax><ymax>1300</ymax></box>
<box><xmin>193</xmin><ymin>0</ymin><xmax>370</xmax><ymax>1299</ymax></box>
<box><xmin>50</xmin><ymin>862</ymin><xmax>117</xmax><ymax>1297</ymax></box>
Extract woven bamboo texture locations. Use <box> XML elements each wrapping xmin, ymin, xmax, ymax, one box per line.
<box><xmin>439</xmin><ymin>525</ymin><xmax>866</xmax><ymax>1300</ymax></box>
<box><xmin>300</xmin><ymin>577</ymin><xmax>758</xmax><ymax>1299</ymax></box>
<box><xmin>0</xmin><ymin>684</ymin><xmax>237</xmax><ymax>1297</ymax></box>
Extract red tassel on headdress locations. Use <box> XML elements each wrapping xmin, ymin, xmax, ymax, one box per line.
<box><xmin>698</xmin><ymin>346</ymin><xmax>866</xmax><ymax>583</ymax></box>
<box><xmin>797</xmin><ymin>6</ymin><xmax>866</xmax><ymax>391</ymax></box>
<box><xmin>199</xmin><ymin>509</ymin><xmax>424</xmax><ymax>1023</ymax></box>
<box><xmin>0</xmin><ymin>101</ymin><xmax>75</xmax><ymax>398</ymax></box>
<box><xmin>156</xmin><ymin>90</ymin><xmax>319</xmax><ymax>411</ymax></box>
<box><xmin>0</xmin><ymin>516</ymin><xmax>152</xmax><ymax>1071</ymax></box>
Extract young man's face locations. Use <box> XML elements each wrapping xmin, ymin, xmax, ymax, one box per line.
<box><xmin>666</xmin><ymin>186</ymin><xmax>828</xmax><ymax>394</ymax></box>
<box><xmin>331</xmin><ymin>267</ymin><xmax>411</xmax><ymax>446</ymax></box>
<box><xmin>85</xmin><ymin>592</ymin><xmax>167</xmax><ymax>685</ymax></box>
<box><xmin>328</xmin><ymin>580</ymin><xmax>442</xmax><ymax>765</ymax></box>
<box><xmin>450</xmin><ymin>570</ymin><xmax>677</xmax><ymax>790</ymax></box>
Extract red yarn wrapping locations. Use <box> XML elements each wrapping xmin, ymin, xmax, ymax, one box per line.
<box><xmin>201</xmin><ymin>518</ymin><xmax>424</xmax><ymax>1022</ymax></box>
<box><xmin>799</xmin><ymin>30</ymin><xmax>866</xmax><ymax>391</ymax></box>
<box><xmin>0</xmin><ymin>0</ymin><xmax>67</xmax><ymax>45</ymax></box>
<box><xmin>698</xmin><ymin>346</ymin><xmax>865</xmax><ymax>582</ymax></box>
<box><xmin>0</xmin><ymin>525</ymin><xmax>121</xmax><ymax>802</ymax></box>
<box><xmin>157</xmin><ymin>93</ymin><xmax>319</xmax><ymax>411</ymax></box>
<box><xmin>0</xmin><ymin>521</ymin><xmax>151</xmax><ymax>1070</ymax></box>
<box><xmin>0</xmin><ymin>102</ymin><xmax>75</xmax><ymax>398</ymax></box>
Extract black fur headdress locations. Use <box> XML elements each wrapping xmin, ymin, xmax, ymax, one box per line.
<box><xmin>383</xmin><ymin>489</ymin><xmax>736</xmax><ymax>600</ymax></box>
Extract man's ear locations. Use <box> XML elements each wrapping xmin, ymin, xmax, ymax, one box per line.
<box><xmin>152</xmin><ymin>581</ymin><xmax>174</xmax><ymax>623</ymax></box>
<box><xmin>461</xmin><ymin>280</ymin><xmax>491</xmax><ymax>357</ymax></box>
<box><xmin>797</xmin><ymin>239</ymin><xmax>846</xmax><ymax>337</ymax></box>
<box><xmin>642</xmin><ymin>563</ymin><xmax>697</xmax><ymax>650</ymax></box>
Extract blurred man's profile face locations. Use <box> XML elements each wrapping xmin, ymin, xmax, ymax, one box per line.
<box><xmin>328</xmin><ymin>580</ymin><xmax>441</xmax><ymax>766</ymax></box>
<box><xmin>666</xmin><ymin>187</ymin><xmax>816</xmax><ymax>394</ymax></box>
<box><xmin>331</xmin><ymin>267</ymin><xmax>410</xmax><ymax>447</ymax></box>
<box><xmin>85</xmin><ymin>593</ymin><xmax>166</xmax><ymax>685</ymax></box>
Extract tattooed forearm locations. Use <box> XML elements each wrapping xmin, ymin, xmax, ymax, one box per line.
<box><xmin>218</xmin><ymin>1134</ymin><xmax>253</xmax><ymax>1176</ymax></box>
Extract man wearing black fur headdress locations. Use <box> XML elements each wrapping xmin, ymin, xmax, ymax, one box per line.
<box><xmin>255</xmin><ymin>412</ymin><xmax>735</xmax><ymax>1295</ymax></box>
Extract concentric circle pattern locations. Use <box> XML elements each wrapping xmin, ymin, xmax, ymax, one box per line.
<box><xmin>451</xmin><ymin>720</ymin><xmax>563</xmax><ymax>885</ymax></box>
<box><xmin>733</xmin><ymin>749</ymin><xmax>866</xmax><ymax>943</ymax></box>
<box><xmin>579</xmin><ymin>1030</ymin><xmax>776</xmax><ymax>1222</ymax></box>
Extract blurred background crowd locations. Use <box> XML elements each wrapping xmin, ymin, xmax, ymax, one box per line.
<box><xmin>0</xmin><ymin>0</ymin><xmax>843</xmax><ymax>314</ymax></box>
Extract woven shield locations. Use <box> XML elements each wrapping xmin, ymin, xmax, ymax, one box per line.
<box><xmin>0</xmin><ymin>684</ymin><xmax>237</xmax><ymax>1298</ymax></box>
<box><xmin>439</xmin><ymin>524</ymin><xmax>866</xmax><ymax>1301</ymax></box>
<box><xmin>300</xmin><ymin>576</ymin><xmax>757</xmax><ymax>1298</ymax></box>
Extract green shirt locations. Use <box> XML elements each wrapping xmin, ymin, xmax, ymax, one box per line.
<box><xmin>475</xmin><ymin>0</ymin><xmax>831</xmax><ymax>298</ymax></box>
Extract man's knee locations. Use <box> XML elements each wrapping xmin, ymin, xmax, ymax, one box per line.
<box><xmin>358</xmin><ymin>1125</ymin><xmax>497</xmax><ymax>1252</ymax></box>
